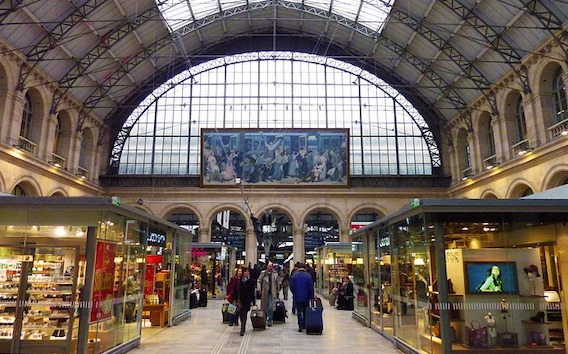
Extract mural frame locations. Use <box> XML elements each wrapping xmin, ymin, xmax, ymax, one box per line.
<box><xmin>201</xmin><ymin>128</ymin><xmax>349</xmax><ymax>187</ymax></box>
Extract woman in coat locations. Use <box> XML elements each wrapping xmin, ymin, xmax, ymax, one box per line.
<box><xmin>226</xmin><ymin>268</ymin><xmax>242</xmax><ymax>326</ymax></box>
<box><xmin>257</xmin><ymin>263</ymin><xmax>280</xmax><ymax>326</ymax></box>
<box><xmin>235</xmin><ymin>267</ymin><xmax>256</xmax><ymax>336</ymax></box>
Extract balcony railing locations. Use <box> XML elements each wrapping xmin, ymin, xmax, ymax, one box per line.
<box><xmin>483</xmin><ymin>155</ymin><xmax>499</xmax><ymax>169</ymax></box>
<box><xmin>461</xmin><ymin>166</ymin><xmax>472</xmax><ymax>180</ymax></box>
<box><xmin>77</xmin><ymin>166</ymin><xmax>89</xmax><ymax>180</ymax></box>
<box><xmin>50</xmin><ymin>153</ymin><xmax>66</xmax><ymax>169</ymax></box>
<box><xmin>511</xmin><ymin>139</ymin><xmax>532</xmax><ymax>156</ymax></box>
<box><xmin>548</xmin><ymin>118</ymin><xmax>568</xmax><ymax>140</ymax></box>
<box><xmin>15</xmin><ymin>136</ymin><xmax>37</xmax><ymax>155</ymax></box>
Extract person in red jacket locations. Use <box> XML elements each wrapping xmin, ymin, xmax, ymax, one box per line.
<box><xmin>226</xmin><ymin>268</ymin><xmax>242</xmax><ymax>326</ymax></box>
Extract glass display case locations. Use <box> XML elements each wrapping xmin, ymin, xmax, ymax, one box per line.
<box><xmin>352</xmin><ymin>199</ymin><xmax>568</xmax><ymax>354</ymax></box>
<box><xmin>0</xmin><ymin>196</ymin><xmax>193</xmax><ymax>354</ymax></box>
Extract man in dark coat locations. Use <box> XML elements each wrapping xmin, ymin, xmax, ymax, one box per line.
<box><xmin>235</xmin><ymin>267</ymin><xmax>256</xmax><ymax>336</ymax></box>
<box><xmin>290</xmin><ymin>263</ymin><xmax>314</xmax><ymax>332</ymax></box>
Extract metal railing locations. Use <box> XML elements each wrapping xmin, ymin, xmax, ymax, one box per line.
<box><xmin>15</xmin><ymin>136</ymin><xmax>37</xmax><ymax>155</ymax></box>
<box><xmin>50</xmin><ymin>153</ymin><xmax>66</xmax><ymax>169</ymax></box>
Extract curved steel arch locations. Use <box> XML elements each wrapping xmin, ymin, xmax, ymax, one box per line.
<box><xmin>16</xmin><ymin>0</ymin><xmax>118</xmax><ymax>93</ymax></box>
<box><xmin>77</xmin><ymin>2</ymin><xmax>466</xmax><ymax>142</ymax></box>
<box><xmin>109</xmin><ymin>51</ymin><xmax>441</xmax><ymax>170</ymax></box>
<box><xmin>437</xmin><ymin>0</ymin><xmax>532</xmax><ymax>95</ymax></box>
<box><xmin>518</xmin><ymin>0</ymin><xmax>568</xmax><ymax>61</ymax></box>
<box><xmin>389</xmin><ymin>7</ymin><xmax>498</xmax><ymax>116</ymax></box>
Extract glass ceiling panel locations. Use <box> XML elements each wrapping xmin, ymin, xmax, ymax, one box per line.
<box><xmin>116</xmin><ymin>51</ymin><xmax>436</xmax><ymax>177</ymax></box>
<box><xmin>156</xmin><ymin>0</ymin><xmax>394</xmax><ymax>34</ymax></box>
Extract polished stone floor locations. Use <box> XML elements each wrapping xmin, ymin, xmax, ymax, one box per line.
<box><xmin>131</xmin><ymin>296</ymin><xmax>402</xmax><ymax>354</ymax></box>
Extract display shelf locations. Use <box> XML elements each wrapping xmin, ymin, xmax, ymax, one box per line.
<box><xmin>23</xmin><ymin>254</ymin><xmax>76</xmax><ymax>345</ymax></box>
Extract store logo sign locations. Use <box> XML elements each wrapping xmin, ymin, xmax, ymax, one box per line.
<box><xmin>148</xmin><ymin>229</ymin><xmax>166</xmax><ymax>246</ymax></box>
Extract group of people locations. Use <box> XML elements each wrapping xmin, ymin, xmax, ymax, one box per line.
<box><xmin>224</xmin><ymin>261</ymin><xmax>317</xmax><ymax>335</ymax></box>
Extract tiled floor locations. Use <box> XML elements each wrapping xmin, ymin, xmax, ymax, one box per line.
<box><xmin>131</xmin><ymin>297</ymin><xmax>402</xmax><ymax>354</ymax></box>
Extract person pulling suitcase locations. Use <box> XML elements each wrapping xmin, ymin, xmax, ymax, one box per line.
<box><xmin>290</xmin><ymin>263</ymin><xmax>314</xmax><ymax>332</ymax></box>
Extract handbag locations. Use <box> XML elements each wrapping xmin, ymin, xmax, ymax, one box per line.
<box><xmin>227</xmin><ymin>303</ymin><xmax>238</xmax><ymax>314</ymax></box>
<box><xmin>466</xmin><ymin>320</ymin><xmax>488</xmax><ymax>348</ymax></box>
<box><xmin>528</xmin><ymin>331</ymin><xmax>546</xmax><ymax>346</ymax></box>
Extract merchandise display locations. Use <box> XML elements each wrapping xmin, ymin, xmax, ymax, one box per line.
<box><xmin>0</xmin><ymin>248</ymin><xmax>78</xmax><ymax>353</ymax></box>
<box><xmin>22</xmin><ymin>255</ymin><xmax>76</xmax><ymax>341</ymax></box>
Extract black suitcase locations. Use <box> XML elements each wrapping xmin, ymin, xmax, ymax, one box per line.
<box><xmin>198</xmin><ymin>288</ymin><xmax>207</xmax><ymax>307</ymax></box>
<box><xmin>273</xmin><ymin>300</ymin><xmax>286</xmax><ymax>323</ymax></box>
<box><xmin>342</xmin><ymin>295</ymin><xmax>354</xmax><ymax>310</ymax></box>
<box><xmin>190</xmin><ymin>292</ymin><xmax>198</xmax><ymax>309</ymax></box>
<box><xmin>338</xmin><ymin>295</ymin><xmax>354</xmax><ymax>310</ymax></box>
<box><xmin>250</xmin><ymin>306</ymin><xmax>266</xmax><ymax>330</ymax></box>
<box><xmin>305</xmin><ymin>299</ymin><xmax>323</xmax><ymax>334</ymax></box>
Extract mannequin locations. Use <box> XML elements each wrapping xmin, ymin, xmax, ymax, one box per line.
<box><xmin>485</xmin><ymin>312</ymin><xmax>497</xmax><ymax>347</ymax></box>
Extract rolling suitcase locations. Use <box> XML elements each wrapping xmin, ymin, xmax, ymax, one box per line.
<box><xmin>305</xmin><ymin>298</ymin><xmax>323</xmax><ymax>334</ymax></box>
<box><xmin>342</xmin><ymin>295</ymin><xmax>354</xmax><ymax>310</ymax></box>
<box><xmin>273</xmin><ymin>300</ymin><xmax>287</xmax><ymax>323</ymax></box>
<box><xmin>190</xmin><ymin>291</ymin><xmax>198</xmax><ymax>309</ymax></box>
<box><xmin>250</xmin><ymin>305</ymin><xmax>266</xmax><ymax>330</ymax></box>
<box><xmin>198</xmin><ymin>288</ymin><xmax>208</xmax><ymax>307</ymax></box>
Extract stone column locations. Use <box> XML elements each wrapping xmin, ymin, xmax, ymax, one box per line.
<box><xmin>292</xmin><ymin>227</ymin><xmax>305</xmax><ymax>264</ymax></box>
<box><xmin>198</xmin><ymin>227</ymin><xmax>210</xmax><ymax>243</ymax></box>
<box><xmin>339</xmin><ymin>227</ymin><xmax>351</xmax><ymax>243</ymax></box>
<box><xmin>245</xmin><ymin>229</ymin><xmax>258</xmax><ymax>267</ymax></box>
<box><xmin>6</xmin><ymin>91</ymin><xmax>25</xmax><ymax>146</ymax></box>
<box><xmin>490</xmin><ymin>115</ymin><xmax>505</xmax><ymax>163</ymax></box>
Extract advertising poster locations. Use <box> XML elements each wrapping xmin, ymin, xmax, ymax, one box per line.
<box><xmin>144</xmin><ymin>264</ymin><xmax>156</xmax><ymax>298</ymax></box>
<box><xmin>90</xmin><ymin>241</ymin><xmax>117</xmax><ymax>323</ymax></box>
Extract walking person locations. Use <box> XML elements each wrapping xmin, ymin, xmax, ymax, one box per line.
<box><xmin>235</xmin><ymin>267</ymin><xmax>256</xmax><ymax>336</ymax></box>
<box><xmin>290</xmin><ymin>262</ymin><xmax>300</xmax><ymax>314</ymax></box>
<box><xmin>257</xmin><ymin>262</ymin><xmax>279</xmax><ymax>326</ymax></box>
<box><xmin>290</xmin><ymin>263</ymin><xmax>314</xmax><ymax>332</ymax></box>
<box><xmin>226</xmin><ymin>268</ymin><xmax>242</xmax><ymax>326</ymax></box>
<box><xmin>280</xmin><ymin>267</ymin><xmax>290</xmax><ymax>300</ymax></box>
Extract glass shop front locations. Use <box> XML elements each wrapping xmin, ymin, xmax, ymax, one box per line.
<box><xmin>0</xmin><ymin>197</ymin><xmax>192</xmax><ymax>354</ymax></box>
<box><xmin>352</xmin><ymin>199</ymin><xmax>568</xmax><ymax>354</ymax></box>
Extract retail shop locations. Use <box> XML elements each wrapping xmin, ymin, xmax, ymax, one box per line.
<box><xmin>0</xmin><ymin>197</ymin><xmax>192</xmax><ymax>354</ymax></box>
<box><xmin>351</xmin><ymin>199</ymin><xmax>568</xmax><ymax>354</ymax></box>
<box><xmin>190</xmin><ymin>243</ymin><xmax>236</xmax><ymax>300</ymax></box>
<box><xmin>315</xmin><ymin>242</ymin><xmax>353</xmax><ymax>295</ymax></box>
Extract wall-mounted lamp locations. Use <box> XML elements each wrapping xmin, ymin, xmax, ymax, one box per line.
<box><xmin>50</xmin><ymin>161</ymin><xmax>62</xmax><ymax>168</ymax></box>
<box><xmin>76</xmin><ymin>173</ymin><xmax>86</xmax><ymax>180</ymax></box>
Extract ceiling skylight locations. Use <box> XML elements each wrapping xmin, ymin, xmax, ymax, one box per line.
<box><xmin>156</xmin><ymin>0</ymin><xmax>394</xmax><ymax>34</ymax></box>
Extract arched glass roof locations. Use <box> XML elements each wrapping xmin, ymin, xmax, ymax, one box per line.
<box><xmin>115</xmin><ymin>51</ymin><xmax>438</xmax><ymax>176</ymax></box>
<box><xmin>157</xmin><ymin>0</ymin><xmax>394</xmax><ymax>33</ymax></box>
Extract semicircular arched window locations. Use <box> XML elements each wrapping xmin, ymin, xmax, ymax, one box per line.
<box><xmin>114</xmin><ymin>52</ymin><xmax>439</xmax><ymax>177</ymax></box>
